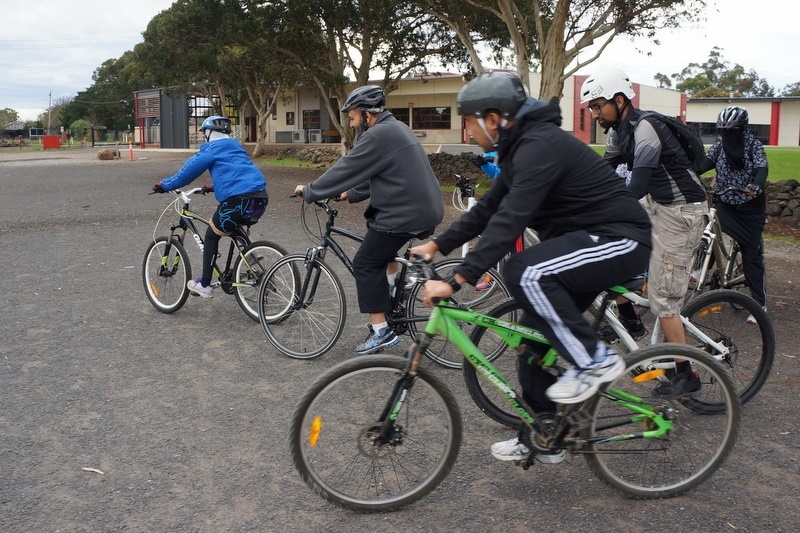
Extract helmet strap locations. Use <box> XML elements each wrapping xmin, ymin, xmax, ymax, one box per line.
<box><xmin>477</xmin><ymin>117</ymin><xmax>506</xmax><ymax>148</ymax></box>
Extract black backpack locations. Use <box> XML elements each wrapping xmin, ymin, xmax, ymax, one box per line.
<box><xmin>638</xmin><ymin>111</ymin><xmax>707</xmax><ymax>174</ymax></box>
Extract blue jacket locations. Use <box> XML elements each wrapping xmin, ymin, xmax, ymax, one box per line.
<box><xmin>161</xmin><ymin>138</ymin><xmax>267</xmax><ymax>202</ymax></box>
<box><xmin>479</xmin><ymin>151</ymin><xmax>500</xmax><ymax>179</ymax></box>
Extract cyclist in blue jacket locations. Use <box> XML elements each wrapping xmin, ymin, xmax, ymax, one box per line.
<box><xmin>153</xmin><ymin>116</ymin><xmax>269</xmax><ymax>299</ymax></box>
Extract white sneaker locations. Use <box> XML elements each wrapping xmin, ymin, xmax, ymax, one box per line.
<box><xmin>490</xmin><ymin>437</ymin><xmax>565</xmax><ymax>463</ymax></box>
<box><xmin>546</xmin><ymin>352</ymin><xmax>626</xmax><ymax>404</ymax></box>
<box><xmin>746</xmin><ymin>307</ymin><xmax>766</xmax><ymax>325</ymax></box>
<box><xmin>187</xmin><ymin>278</ymin><xmax>214</xmax><ymax>298</ymax></box>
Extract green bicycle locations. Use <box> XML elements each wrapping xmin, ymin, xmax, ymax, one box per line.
<box><xmin>289</xmin><ymin>257</ymin><xmax>741</xmax><ymax>512</ymax></box>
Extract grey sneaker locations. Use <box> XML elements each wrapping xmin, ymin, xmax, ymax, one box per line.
<box><xmin>187</xmin><ymin>278</ymin><xmax>213</xmax><ymax>299</ymax></box>
<box><xmin>490</xmin><ymin>437</ymin><xmax>565</xmax><ymax>463</ymax></box>
<box><xmin>546</xmin><ymin>352</ymin><xmax>626</xmax><ymax>404</ymax></box>
<box><xmin>355</xmin><ymin>325</ymin><xmax>400</xmax><ymax>355</ymax></box>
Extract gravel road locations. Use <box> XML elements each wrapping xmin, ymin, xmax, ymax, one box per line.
<box><xmin>1</xmin><ymin>147</ymin><xmax>798</xmax><ymax>532</ymax></box>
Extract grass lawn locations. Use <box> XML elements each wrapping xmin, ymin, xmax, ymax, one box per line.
<box><xmin>589</xmin><ymin>145</ymin><xmax>800</xmax><ymax>182</ymax></box>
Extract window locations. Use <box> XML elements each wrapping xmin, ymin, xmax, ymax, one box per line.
<box><xmin>412</xmin><ymin>107</ymin><xmax>451</xmax><ymax>130</ymax></box>
<box><xmin>386</xmin><ymin>107</ymin><xmax>410</xmax><ymax>125</ymax></box>
<box><xmin>286</xmin><ymin>112</ymin><xmax>294</xmax><ymax>126</ymax></box>
<box><xmin>303</xmin><ymin>109</ymin><xmax>320</xmax><ymax>130</ymax></box>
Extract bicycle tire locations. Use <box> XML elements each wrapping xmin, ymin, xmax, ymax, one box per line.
<box><xmin>583</xmin><ymin>343</ymin><xmax>741</xmax><ymax>498</ymax></box>
<box><xmin>680</xmin><ymin>289</ymin><xmax>774</xmax><ymax>412</ymax></box>
<box><xmin>405</xmin><ymin>259</ymin><xmax>512</xmax><ymax>369</ymax></box>
<box><xmin>723</xmin><ymin>242</ymin><xmax>750</xmax><ymax>308</ymax></box>
<box><xmin>233</xmin><ymin>240</ymin><xmax>287</xmax><ymax>321</ymax></box>
<box><xmin>258</xmin><ymin>254</ymin><xmax>346</xmax><ymax>359</ymax></box>
<box><xmin>290</xmin><ymin>355</ymin><xmax>462</xmax><ymax>512</ymax></box>
<box><xmin>462</xmin><ymin>298</ymin><xmax>524</xmax><ymax>428</ymax></box>
<box><xmin>142</xmin><ymin>236</ymin><xmax>191</xmax><ymax>313</ymax></box>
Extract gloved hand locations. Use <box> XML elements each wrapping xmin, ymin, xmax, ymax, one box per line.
<box><xmin>201</xmin><ymin>184</ymin><xmax>214</xmax><ymax>194</ymax></box>
<box><xmin>152</xmin><ymin>182</ymin><xmax>165</xmax><ymax>193</ymax></box>
<box><xmin>471</xmin><ymin>155</ymin><xmax>487</xmax><ymax>169</ymax></box>
<box><xmin>745</xmin><ymin>183</ymin><xmax>762</xmax><ymax>196</ymax></box>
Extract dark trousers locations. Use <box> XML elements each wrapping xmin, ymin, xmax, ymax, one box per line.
<box><xmin>353</xmin><ymin>227</ymin><xmax>419</xmax><ymax>314</ymax></box>
<box><xmin>502</xmin><ymin>231</ymin><xmax>651</xmax><ymax>416</ymax></box>
<box><xmin>717</xmin><ymin>195</ymin><xmax>767</xmax><ymax>307</ymax></box>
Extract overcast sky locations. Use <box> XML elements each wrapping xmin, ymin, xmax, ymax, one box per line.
<box><xmin>3</xmin><ymin>0</ymin><xmax>797</xmax><ymax>123</ymax></box>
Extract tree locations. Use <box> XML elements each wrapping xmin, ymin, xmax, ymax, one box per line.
<box><xmin>134</xmin><ymin>0</ymin><xmax>244</xmax><ymax>116</ymax></box>
<box><xmin>1</xmin><ymin>108</ymin><xmax>20</xmax><ymax>126</ymax></box>
<box><xmin>673</xmin><ymin>48</ymin><xmax>776</xmax><ymax>97</ymax></box>
<box><xmin>781</xmin><ymin>82</ymin><xmax>800</xmax><ymax>97</ymax></box>
<box><xmin>419</xmin><ymin>0</ymin><xmax>708</xmax><ymax>101</ymax></box>
<box><xmin>269</xmin><ymin>0</ymin><xmax>465</xmax><ymax>148</ymax></box>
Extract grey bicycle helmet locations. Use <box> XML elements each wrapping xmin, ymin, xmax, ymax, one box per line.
<box><xmin>457</xmin><ymin>71</ymin><xmax>528</xmax><ymax>119</ymax></box>
<box><xmin>579</xmin><ymin>68</ymin><xmax>636</xmax><ymax>104</ymax></box>
<box><xmin>341</xmin><ymin>85</ymin><xmax>386</xmax><ymax>113</ymax></box>
<box><xmin>199</xmin><ymin>116</ymin><xmax>232</xmax><ymax>134</ymax></box>
<box><xmin>717</xmin><ymin>106</ymin><xmax>749</xmax><ymax>129</ymax></box>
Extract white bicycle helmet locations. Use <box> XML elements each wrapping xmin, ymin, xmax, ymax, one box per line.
<box><xmin>580</xmin><ymin>68</ymin><xmax>636</xmax><ymax>104</ymax></box>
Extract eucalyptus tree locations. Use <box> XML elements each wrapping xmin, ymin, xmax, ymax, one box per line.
<box><xmin>263</xmin><ymin>0</ymin><xmax>466</xmax><ymax>147</ymax></box>
<box><xmin>418</xmin><ymin>0</ymin><xmax>709</xmax><ymax>101</ymax></box>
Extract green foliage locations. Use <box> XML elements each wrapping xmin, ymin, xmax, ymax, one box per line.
<box><xmin>672</xmin><ymin>48</ymin><xmax>775</xmax><ymax>97</ymax></box>
<box><xmin>1</xmin><ymin>108</ymin><xmax>20</xmax><ymax>125</ymax></box>
<box><xmin>781</xmin><ymin>82</ymin><xmax>800</xmax><ymax>97</ymax></box>
<box><xmin>70</xmin><ymin>119</ymin><xmax>91</xmax><ymax>138</ymax></box>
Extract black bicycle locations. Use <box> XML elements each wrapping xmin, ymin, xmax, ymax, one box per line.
<box><xmin>257</xmin><ymin>197</ymin><xmax>511</xmax><ymax>364</ymax></box>
<box><xmin>143</xmin><ymin>187</ymin><xmax>287</xmax><ymax>320</ymax></box>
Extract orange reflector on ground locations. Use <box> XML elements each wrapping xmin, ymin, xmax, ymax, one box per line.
<box><xmin>697</xmin><ymin>305</ymin><xmax>722</xmax><ymax>318</ymax></box>
<box><xmin>632</xmin><ymin>369</ymin><xmax>666</xmax><ymax>383</ymax></box>
<box><xmin>309</xmin><ymin>416</ymin><xmax>322</xmax><ymax>447</ymax></box>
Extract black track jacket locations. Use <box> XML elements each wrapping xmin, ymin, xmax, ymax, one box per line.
<box><xmin>433</xmin><ymin>98</ymin><xmax>652</xmax><ymax>286</ymax></box>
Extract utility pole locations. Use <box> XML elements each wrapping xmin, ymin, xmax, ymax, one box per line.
<box><xmin>48</xmin><ymin>91</ymin><xmax>52</xmax><ymax>134</ymax></box>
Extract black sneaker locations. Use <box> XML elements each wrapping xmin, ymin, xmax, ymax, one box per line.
<box><xmin>598</xmin><ymin>318</ymin><xmax>646</xmax><ymax>342</ymax></box>
<box><xmin>653</xmin><ymin>371</ymin><xmax>701</xmax><ymax>397</ymax></box>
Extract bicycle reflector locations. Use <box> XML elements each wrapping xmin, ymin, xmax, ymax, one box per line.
<box><xmin>696</xmin><ymin>305</ymin><xmax>723</xmax><ymax>319</ymax></box>
<box><xmin>309</xmin><ymin>416</ymin><xmax>322</xmax><ymax>447</ymax></box>
<box><xmin>631</xmin><ymin>369</ymin><xmax>666</xmax><ymax>383</ymax></box>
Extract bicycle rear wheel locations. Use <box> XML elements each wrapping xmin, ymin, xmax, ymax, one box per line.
<box><xmin>258</xmin><ymin>254</ymin><xmax>346</xmax><ymax>359</ymax></box>
<box><xmin>233</xmin><ymin>240</ymin><xmax>287</xmax><ymax>321</ymax></box>
<box><xmin>583</xmin><ymin>344</ymin><xmax>741</xmax><ymax>498</ymax></box>
<box><xmin>681</xmin><ymin>289</ymin><xmax>774</xmax><ymax>412</ymax></box>
<box><xmin>406</xmin><ymin>259</ymin><xmax>512</xmax><ymax>369</ymax></box>
<box><xmin>290</xmin><ymin>356</ymin><xmax>462</xmax><ymax>512</ymax></box>
<box><xmin>142</xmin><ymin>236</ymin><xmax>191</xmax><ymax>313</ymax></box>
<box><xmin>462</xmin><ymin>298</ymin><xmax>524</xmax><ymax>428</ymax></box>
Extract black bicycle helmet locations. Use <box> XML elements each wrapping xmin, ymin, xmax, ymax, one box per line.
<box><xmin>717</xmin><ymin>106</ymin><xmax>749</xmax><ymax>130</ymax></box>
<box><xmin>457</xmin><ymin>71</ymin><xmax>528</xmax><ymax>119</ymax></box>
<box><xmin>199</xmin><ymin>116</ymin><xmax>232</xmax><ymax>134</ymax></box>
<box><xmin>340</xmin><ymin>85</ymin><xmax>386</xmax><ymax>113</ymax></box>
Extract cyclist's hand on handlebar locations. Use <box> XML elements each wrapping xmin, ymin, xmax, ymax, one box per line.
<box><xmin>337</xmin><ymin>191</ymin><xmax>348</xmax><ymax>201</ymax></box>
<box><xmin>422</xmin><ymin>280</ymin><xmax>453</xmax><ymax>308</ymax></box>
<box><xmin>292</xmin><ymin>185</ymin><xmax>305</xmax><ymax>198</ymax></box>
<box><xmin>745</xmin><ymin>183</ymin><xmax>762</xmax><ymax>196</ymax></box>
<box><xmin>471</xmin><ymin>154</ymin><xmax>487</xmax><ymax>168</ymax></box>
<box><xmin>201</xmin><ymin>184</ymin><xmax>214</xmax><ymax>194</ymax></box>
<box><xmin>152</xmin><ymin>182</ymin><xmax>166</xmax><ymax>194</ymax></box>
<box><xmin>410</xmin><ymin>240</ymin><xmax>439</xmax><ymax>260</ymax></box>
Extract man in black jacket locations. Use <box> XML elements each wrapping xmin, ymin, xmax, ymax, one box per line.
<box><xmin>412</xmin><ymin>71</ymin><xmax>652</xmax><ymax>462</ymax></box>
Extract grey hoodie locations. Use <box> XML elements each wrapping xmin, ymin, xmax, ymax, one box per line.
<box><xmin>301</xmin><ymin>111</ymin><xmax>444</xmax><ymax>234</ymax></box>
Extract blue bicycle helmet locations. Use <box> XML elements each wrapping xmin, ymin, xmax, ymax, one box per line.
<box><xmin>199</xmin><ymin>116</ymin><xmax>232</xmax><ymax>134</ymax></box>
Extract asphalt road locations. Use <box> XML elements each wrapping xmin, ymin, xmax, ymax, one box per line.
<box><xmin>0</xmin><ymin>147</ymin><xmax>798</xmax><ymax>532</ymax></box>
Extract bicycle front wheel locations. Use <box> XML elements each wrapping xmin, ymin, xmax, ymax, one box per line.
<box><xmin>681</xmin><ymin>289</ymin><xmax>774</xmax><ymax>412</ymax></box>
<box><xmin>233</xmin><ymin>240</ymin><xmax>287</xmax><ymax>321</ymax></box>
<box><xmin>258</xmin><ymin>254</ymin><xmax>346</xmax><ymax>359</ymax></box>
<box><xmin>290</xmin><ymin>356</ymin><xmax>462</xmax><ymax>512</ymax></box>
<box><xmin>583</xmin><ymin>343</ymin><xmax>741</xmax><ymax>499</ymax></box>
<box><xmin>142</xmin><ymin>236</ymin><xmax>191</xmax><ymax>313</ymax></box>
<box><xmin>462</xmin><ymin>298</ymin><xmax>523</xmax><ymax>428</ymax></box>
<box><xmin>406</xmin><ymin>259</ymin><xmax>512</xmax><ymax>369</ymax></box>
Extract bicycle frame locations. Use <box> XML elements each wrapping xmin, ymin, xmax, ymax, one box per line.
<box><xmin>691</xmin><ymin>192</ymin><xmax>747</xmax><ymax>295</ymax></box>
<box><xmin>160</xmin><ymin>190</ymin><xmax>253</xmax><ymax>290</ymax></box>
<box><xmin>596</xmin><ymin>286</ymin><xmax>731</xmax><ymax>364</ymax></box>
<box><xmin>378</xmin><ymin>299</ymin><xmax>674</xmax><ymax>450</ymax></box>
